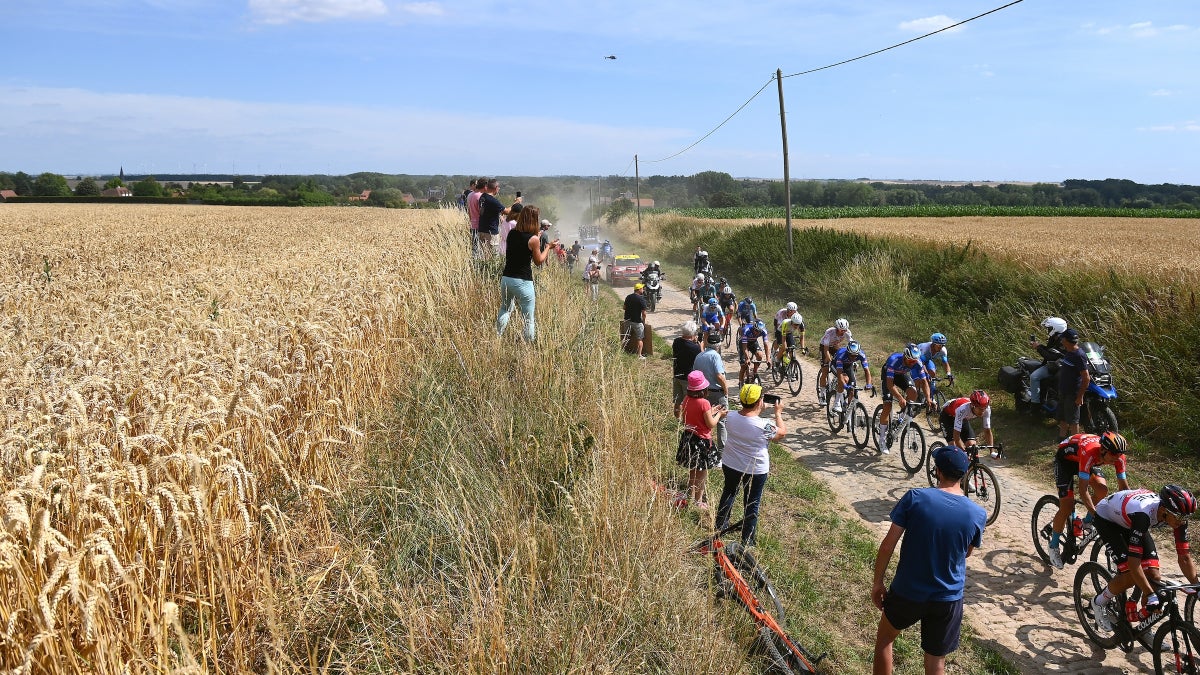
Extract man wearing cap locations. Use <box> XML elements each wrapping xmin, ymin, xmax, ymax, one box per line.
<box><xmin>672</xmin><ymin>321</ymin><xmax>703</xmax><ymax>419</ymax></box>
<box><xmin>1055</xmin><ymin>328</ymin><xmax>1091</xmax><ymax>440</ymax></box>
<box><xmin>623</xmin><ymin>283</ymin><xmax>648</xmax><ymax>359</ymax></box>
<box><xmin>872</xmin><ymin>445</ymin><xmax>986</xmax><ymax>675</ymax></box>
<box><xmin>692</xmin><ymin>331</ymin><xmax>728</xmax><ymax>452</ymax></box>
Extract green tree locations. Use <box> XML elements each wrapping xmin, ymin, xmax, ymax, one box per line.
<box><xmin>33</xmin><ymin>173</ymin><xmax>71</xmax><ymax>197</ymax></box>
<box><xmin>104</xmin><ymin>177</ymin><xmax>126</xmax><ymax>189</ymax></box>
<box><xmin>689</xmin><ymin>171</ymin><xmax>736</xmax><ymax>202</ymax></box>
<box><xmin>605</xmin><ymin>198</ymin><xmax>633</xmax><ymax>224</ymax></box>
<box><xmin>132</xmin><ymin>177</ymin><xmax>163</xmax><ymax>197</ymax></box>
<box><xmin>368</xmin><ymin>188</ymin><xmax>408</xmax><ymax>208</ymax></box>
<box><xmin>74</xmin><ymin>177</ymin><xmax>100</xmax><ymax>196</ymax></box>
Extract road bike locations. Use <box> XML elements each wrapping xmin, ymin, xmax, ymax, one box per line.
<box><xmin>1030</xmin><ymin>494</ymin><xmax>1117</xmax><ymax>572</ymax></box>
<box><xmin>827</xmin><ymin>383</ymin><xmax>874</xmax><ymax>451</ymax></box>
<box><xmin>920</xmin><ymin>375</ymin><xmax>953</xmax><ymax>433</ymax></box>
<box><xmin>1074</xmin><ymin>565</ymin><xmax>1200</xmax><ymax>673</ymax></box>
<box><xmin>744</xmin><ymin>358</ymin><xmax>768</xmax><ymax>387</ymax></box>
<box><xmin>722</xmin><ymin>316</ymin><xmax>734</xmax><ymax>348</ymax></box>
<box><xmin>871</xmin><ymin>401</ymin><xmax>926</xmax><ymax>470</ymax></box>
<box><xmin>695</xmin><ymin>519</ymin><xmax>825</xmax><ymax>674</ymax></box>
<box><xmin>771</xmin><ymin>345</ymin><xmax>806</xmax><ymax>397</ymax></box>
<box><xmin>923</xmin><ymin>442</ymin><xmax>1002</xmax><ymax>526</ymax></box>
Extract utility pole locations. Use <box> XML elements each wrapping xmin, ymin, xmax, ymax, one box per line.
<box><xmin>634</xmin><ymin>155</ymin><xmax>642</xmax><ymax>232</ymax></box>
<box><xmin>777</xmin><ymin>68</ymin><xmax>793</xmax><ymax>257</ymax></box>
<box><xmin>596</xmin><ymin>175</ymin><xmax>602</xmax><ymax>225</ymax></box>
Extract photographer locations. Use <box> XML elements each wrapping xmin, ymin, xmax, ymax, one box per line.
<box><xmin>714</xmin><ymin>384</ymin><xmax>787</xmax><ymax>548</ymax></box>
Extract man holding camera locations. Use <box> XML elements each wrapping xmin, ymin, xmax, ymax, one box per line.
<box><xmin>714</xmin><ymin>383</ymin><xmax>787</xmax><ymax>548</ymax></box>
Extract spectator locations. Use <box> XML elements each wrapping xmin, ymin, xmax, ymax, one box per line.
<box><xmin>622</xmin><ymin>284</ymin><xmax>648</xmax><ymax>358</ymax></box>
<box><xmin>672</xmin><ymin>321</ymin><xmax>703</xmax><ymax>419</ymax></box>
<box><xmin>496</xmin><ymin>206</ymin><xmax>557</xmax><ymax>342</ymax></box>
<box><xmin>499</xmin><ymin>202</ymin><xmax>522</xmax><ymax>256</ymax></box>
<box><xmin>714</xmin><ymin>383</ymin><xmax>786</xmax><ymax>547</ymax></box>
<box><xmin>871</xmin><ymin>445</ymin><xmax>986</xmax><ymax>675</ymax></box>
<box><xmin>692</xmin><ymin>332</ymin><xmax>728</xmax><ymax>451</ymax></box>
<box><xmin>676</xmin><ymin>370</ymin><xmax>727</xmax><ymax>509</ymax></box>
<box><xmin>467</xmin><ymin>177</ymin><xmax>485</xmax><ymax>254</ymax></box>
<box><xmin>1056</xmin><ymin>328</ymin><xmax>1091</xmax><ymax>440</ymax></box>
<box><xmin>583</xmin><ymin>257</ymin><xmax>601</xmax><ymax>301</ymax></box>
<box><xmin>478</xmin><ymin>179</ymin><xmax>508</xmax><ymax>259</ymax></box>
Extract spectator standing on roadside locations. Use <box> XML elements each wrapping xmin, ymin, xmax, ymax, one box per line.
<box><xmin>714</xmin><ymin>383</ymin><xmax>786</xmax><ymax>547</ymax></box>
<box><xmin>499</xmin><ymin>203</ymin><xmax>522</xmax><ymax>256</ymax></box>
<box><xmin>672</xmin><ymin>321</ymin><xmax>703</xmax><ymax>419</ymax></box>
<box><xmin>676</xmin><ymin>370</ymin><xmax>727</xmax><ymax>509</ymax></box>
<box><xmin>583</xmin><ymin>257</ymin><xmax>601</xmax><ymax>300</ymax></box>
<box><xmin>623</xmin><ymin>284</ymin><xmax>648</xmax><ymax>358</ymax></box>
<box><xmin>478</xmin><ymin>178</ymin><xmax>508</xmax><ymax>259</ymax></box>
<box><xmin>1056</xmin><ymin>328</ymin><xmax>1091</xmax><ymax>441</ymax></box>
<box><xmin>871</xmin><ymin>445</ymin><xmax>986</xmax><ymax>675</ymax></box>
<box><xmin>496</xmin><ymin>206</ymin><xmax>557</xmax><ymax>342</ymax></box>
<box><xmin>692</xmin><ymin>332</ymin><xmax>728</xmax><ymax>451</ymax></box>
<box><xmin>467</xmin><ymin>177</ymin><xmax>485</xmax><ymax>255</ymax></box>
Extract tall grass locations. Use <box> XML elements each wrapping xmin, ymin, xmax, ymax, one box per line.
<box><xmin>612</xmin><ymin>214</ymin><xmax>1200</xmax><ymax>450</ymax></box>
<box><xmin>653</xmin><ymin>205</ymin><xmax>1200</xmax><ymax>220</ymax></box>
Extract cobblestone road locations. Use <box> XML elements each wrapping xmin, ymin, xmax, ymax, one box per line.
<box><xmin>647</xmin><ymin>279</ymin><xmax>1151</xmax><ymax>674</ymax></box>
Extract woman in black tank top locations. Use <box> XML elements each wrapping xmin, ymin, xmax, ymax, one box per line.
<box><xmin>497</xmin><ymin>206</ymin><xmax>559</xmax><ymax>342</ymax></box>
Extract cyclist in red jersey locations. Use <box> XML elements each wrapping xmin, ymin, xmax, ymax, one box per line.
<box><xmin>938</xmin><ymin>390</ymin><xmax>993</xmax><ymax>450</ymax></box>
<box><xmin>1047</xmin><ymin>431</ymin><xmax>1131</xmax><ymax>569</ymax></box>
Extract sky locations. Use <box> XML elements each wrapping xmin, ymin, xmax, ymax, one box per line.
<box><xmin>2</xmin><ymin>0</ymin><xmax>1198</xmax><ymax>185</ymax></box>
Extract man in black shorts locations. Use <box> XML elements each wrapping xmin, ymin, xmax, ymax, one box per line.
<box><xmin>623</xmin><ymin>283</ymin><xmax>648</xmax><ymax>359</ymax></box>
<box><xmin>1055</xmin><ymin>328</ymin><xmax>1090</xmax><ymax>441</ymax></box>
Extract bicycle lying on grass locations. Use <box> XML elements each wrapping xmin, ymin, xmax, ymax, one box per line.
<box><xmin>923</xmin><ymin>442</ymin><xmax>1003</xmax><ymax>526</ymax></box>
<box><xmin>695</xmin><ymin>519</ymin><xmax>826</xmax><ymax>674</ymax></box>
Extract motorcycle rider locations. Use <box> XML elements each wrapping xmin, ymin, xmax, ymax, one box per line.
<box><xmin>693</xmin><ymin>247</ymin><xmax>710</xmax><ymax>275</ymax></box>
<box><xmin>1026</xmin><ymin>317</ymin><xmax>1069</xmax><ymax>406</ymax></box>
<box><xmin>639</xmin><ymin>260</ymin><xmax>664</xmax><ymax>302</ymax></box>
<box><xmin>600</xmin><ymin>240</ymin><xmax>614</xmax><ymax>263</ymax></box>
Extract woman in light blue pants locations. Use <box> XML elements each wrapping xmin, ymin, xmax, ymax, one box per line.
<box><xmin>497</xmin><ymin>205</ymin><xmax>557</xmax><ymax>342</ymax></box>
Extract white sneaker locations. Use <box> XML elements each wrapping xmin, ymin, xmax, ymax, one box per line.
<box><xmin>1048</xmin><ymin>545</ymin><xmax>1064</xmax><ymax>570</ymax></box>
<box><xmin>1091</xmin><ymin>595</ymin><xmax>1114</xmax><ymax>633</ymax></box>
<box><xmin>833</xmin><ymin>401</ymin><xmax>843</xmax><ymax>413</ymax></box>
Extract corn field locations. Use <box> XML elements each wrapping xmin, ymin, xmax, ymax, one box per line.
<box><xmin>0</xmin><ymin>204</ymin><xmax>453</xmax><ymax>672</ymax></box>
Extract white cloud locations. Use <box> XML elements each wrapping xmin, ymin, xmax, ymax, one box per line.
<box><xmin>898</xmin><ymin>15</ymin><xmax>960</xmax><ymax>34</ymax></box>
<box><xmin>1144</xmin><ymin>122</ymin><xmax>1199</xmax><ymax>133</ymax></box>
<box><xmin>1150</xmin><ymin>89</ymin><xmax>1174</xmax><ymax>97</ymax></box>
<box><xmin>248</xmin><ymin>0</ymin><xmax>388</xmax><ymax>24</ymax></box>
<box><xmin>398</xmin><ymin>2</ymin><xmax>443</xmax><ymax>17</ymax></box>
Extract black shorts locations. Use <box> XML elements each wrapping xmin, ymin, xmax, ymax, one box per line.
<box><xmin>739</xmin><ymin>344</ymin><xmax>764</xmax><ymax>364</ymax></box>
<box><xmin>1093</xmin><ymin>517</ymin><xmax>1160</xmax><ymax>572</ymax></box>
<box><xmin>883</xmin><ymin>593</ymin><xmax>964</xmax><ymax>657</ymax></box>
<box><xmin>880</xmin><ymin>367</ymin><xmax>914</xmax><ymax>403</ymax></box>
<box><xmin>1057</xmin><ymin>388</ymin><xmax>1081</xmax><ymax>424</ymax></box>
<box><xmin>939</xmin><ymin>413</ymin><xmax>974</xmax><ymax>444</ymax></box>
<box><xmin>1053</xmin><ymin>457</ymin><xmax>1079</xmax><ymax>499</ymax></box>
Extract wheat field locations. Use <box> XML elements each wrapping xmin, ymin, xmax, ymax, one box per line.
<box><xmin>0</xmin><ymin>204</ymin><xmax>449</xmax><ymax>672</ymax></box>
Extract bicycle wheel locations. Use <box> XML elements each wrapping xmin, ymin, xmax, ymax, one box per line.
<box><xmin>771</xmin><ymin>359</ymin><xmax>785</xmax><ymax>386</ymax></box>
<box><xmin>722</xmin><ymin>542</ymin><xmax>786</xmax><ymax>622</ymax></box>
<box><xmin>1074</xmin><ymin>561</ymin><xmax>1121</xmax><ymax>649</ymax></box>
<box><xmin>1088</xmin><ymin>538</ymin><xmax>1119</xmax><ymax>575</ymax></box>
<box><xmin>964</xmin><ymin>464</ymin><xmax>1001</xmax><ymax>526</ymax></box>
<box><xmin>1030</xmin><ymin>494</ymin><xmax>1060</xmax><ymax>566</ymax></box>
<box><xmin>786</xmin><ymin>360</ymin><xmax>802</xmax><ymax>396</ymax></box>
<box><xmin>870</xmin><ymin>405</ymin><xmax>883</xmax><ymax>447</ymax></box>
<box><xmin>724</xmin><ymin>323</ymin><xmax>732</xmax><ymax>348</ymax></box>
<box><xmin>757</xmin><ymin>626</ymin><xmax>797</xmax><ymax>675</ymax></box>
<box><xmin>899</xmin><ymin>423</ymin><xmax>926</xmax><ymax>473</ymax></box>
<box><xmin>1152</xmin><ymin>619</ymin><xmax>1200</xmax><ymax>674</ymax></box>
<box><xmin>1188</xmin><ymin>593</ymin><xmax>1198</xmax><ymax>630</ymax></box>
<box><xmin>826</xmin><ymin>394</ymin><xmax>844</xmax><ymax>433</ymax></box>
<box><xmin>850</xmin><ymin>401</ymin><xmax>871</xmax><ymax>450</ymax></box>
<box><xmin>925</xmin><ymin>390</ymin><xmax>947</xmax><ymax>433</ymax></box>
<box><xmin>925</xmin><ymin>441</ymin><xmax>944</xmax><ymax>487</ymax></box>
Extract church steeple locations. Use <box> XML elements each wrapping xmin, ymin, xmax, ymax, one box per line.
<box><xmin>119</xmin><ymin>166</ymin><xmax>124</xmax><ymax>180</ymax></box>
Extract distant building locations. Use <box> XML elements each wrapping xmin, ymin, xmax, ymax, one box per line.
<box><xmin>348</xmin><ymin>189</ymin><xmax>372</xmax><ymax>201</ymax></box>
<box><xmin>0</xmin><ymin>189</ymin><xmax>18</xmax><ymax>201</ymax></box>
<box><xmin>401</xmin><ymin>193</ymin><xmax>415</xmax><ymax>205</ymax></box>
<box><xmin>101</xmin><ymin>187</ymin><xmax>133</xmax><ymax>197</ymax></box>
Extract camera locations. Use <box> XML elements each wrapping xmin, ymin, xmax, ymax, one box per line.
<box><xmin>762</xmin><ymin>393</ymin><xmax>781</xmax><ymax>405</ymax></box>
<box><xmin>515</xmin><ymin>191</ymin><xmax>522</xmax><ymax>198</ymax></box>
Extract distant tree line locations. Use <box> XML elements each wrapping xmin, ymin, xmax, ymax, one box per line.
<box><xmin>3</xmin><ymin>170</ymin><xmax>1196</xmax><ymax>215</ymax></box>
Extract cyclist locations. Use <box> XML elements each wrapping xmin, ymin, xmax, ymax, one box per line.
<box><xmin>736</xmin><ymin>296</ymin><xmax>759</xmax><ymax>328</ymax></box>
<box><xmin>918</xmin><ymin>332</ymin><xmax>954</xmax><ymax>385</ymax></box>
<box><xmin>1088</xmin><ymin>485</ymin><xmax>1198</xmax><ymax>633</ymax></box>
<box><xmin>698</xmin><ymin>275</ymin><xmax>719</xmax><ymax>306</ymax></box>
<box><xmin>699</xmin><ymin>298</ymin><xmax>724</xmax><ymax>342</ymax></box>
<box><xmin>717</xmin><ymin>282</ymin><xmax>737</xmax><ymax>333</ymax></box>
<box><xmin>876</xmin><ymin>344</ymin><xmax>932</xmax><ymax>455</ymax></box>
<box><xmin>938</xmin><ymin>390</ymin><xmax>994</xmax><ymax>450</ymax></box>
<box><xmin>1027</xmin><ymin>316</ymin><xmax>1069</xmax><ymax>405</ymax></box>
<box><xmin>1047</xmin><ymin>431</ymin><xmax>1131</xmax><ymax>569</ymax></box>
<box><xmin>830</xmin><ymin>340</ymin><xmax>874</xmax><ymax>413</ymax></box>
<box><xmin>738</xmin><ymin>319</ymin><xmax>770</xmax><ymax>383</ymax></box>
<box><xmin>689</xmin><ymin>274</ymin><xmax>705</xmax><ymax>315</ymax></box>
<box><xmin>772</xmin><ymin>302</ymin><xmax>807</xmax><ymax>366</ymax></box>
<box><xmin>693</xmin><ymin>247</ymin><xmax>710</xmax><ymax>275</ymax></box>
<box><xmin>817</xmin><ymin>318</ymin><xmax>853</xmax><ymax>405</ymax></box>
<box><xmin>600</xmin><ymin>240</ymin><xmax>613</xmax><ymax>262</ymax></box>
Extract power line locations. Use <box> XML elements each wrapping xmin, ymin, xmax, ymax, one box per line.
<box><xmin>639</xmin><ymin>0</ymin><xmax>1023</xmax><ymax>165</ymax></box>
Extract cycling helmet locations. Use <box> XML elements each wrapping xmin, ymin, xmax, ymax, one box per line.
<box><xmin>755</xmin><ymin>320</ymin><xmax>766</xmax><ymax>331</ymax></box>
<box><xmin>969</xmin><ymin>390</ymin><xmax>990</xmax><ymax>408</ymax></box>
<box><xmin>653</xmin><ymin>260</ymin><xmax>660</xmax><ymax>267</ymax></box>
<box><xmin>1159</xmin><ymin>485</ymin><xmax>1198</xmax><ymax>517</ymax></box>
<box><xmin>722</xmin><ymin>285</ymin><xmax>732</xmax><ymax>295</ymax></box>
<box><xmin>791</xmin><ymin>314</ymin><xmax>803</xmax><ymax>326</ymax></box>
<box><xmin>1041</xmin><ymin>317</ymin><xmax>1068</xmax><ymax>338</ymax></box>
<box><xmin>902</xmin><ymin>344</ymin><xmax>921</xmax><ymax>363</ymax></box>
<box><xmin>695</xmin><ymin>274</ymin><xmax>704</xmax><ymax>283</ymax></box>
<box><xmin>707</xmin><ymin>298</ymin><xmax>719</xmax><ymax>307</ymax></box>
<box><xmin>786</xmin><ymin>302</ymin><xmax>798</xmax><ymax>312</ymax></box>
<box><xmin>931</xmin><ymin>332</ymin><xmax>947</xmax><ymax>345</ymax></box>
<box><xmin>834</xmin><ymin>318</ymin><xmax>849</xmax><ymax>331</ymax></box>
<box><xmin>1099</xmin><ymin>431</ymin><xmax>1128</xmax><ymax>455</ymax></box>
<box><xmin>699</xmin><ymin>249</ymin><xmax>708</xmax><ymax>256</ymax></box>
<box><xmin>847</xmin><ymin>340</ymin><xmax>861</xmax><ymax>355</ymax></box>
<box><xmin>744</xmin><ymin>297</ymin><xmax>753</xmax><ymax>304</ymax></box>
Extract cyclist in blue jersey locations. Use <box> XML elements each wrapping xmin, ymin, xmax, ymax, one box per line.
<box><xmin>918</xmin><ymin>332</ymin><xmax>954</xmax><ymax>385</ymax></box>
<box><xmin>738</xmin><ymin>319</ymin><xmax>770</xmax><ymax>383</ymax></box>
<box><xmin>699</xmin><ymin>298</ymin><xmax>724</xmax><ymax>342</ymax></box>
<box><xmin>830</xmin><ymin>340</ymin><xmax>875</xmax><ymax>413</ymax></box>
<box><xmin>876</xmin><ymin>344</ymin><xmax>933</xmax><ymax>454</ymax></box>
<box><xmin>736</xmin><ymin>296</ymin><xmax>759</xmax><ymax>328</ymax></box>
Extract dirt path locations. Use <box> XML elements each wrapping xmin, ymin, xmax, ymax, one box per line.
<box><xmin>645</xmin><ymin>278</ymin><xmax>1150</xmax><ymax>674</ymax></box>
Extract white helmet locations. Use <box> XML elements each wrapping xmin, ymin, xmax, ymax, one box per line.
<box><xmin>792</xmin><ymin>314</ymin><xmax>803</xmax><ymax>325</ymax></box>
<box><xmin>1041</xmin><ymin>316</ymin><xmax>1068</xmax><ymax>337</ymax></box>
<box><xmin>695</xmin><ymin>274</ymin><xmax>704</xmax><ymax>282</ymax></box>
<box><xmin>653</xmin><ymin>260</ymin><xmax>660</xmax><ymax>266</ymax></box>
<box><xmin>700</xmin><ymin>250</ymin><xmax>708</xmax><ymax>256</ymax></box>
<box><xmin>786</xmin><ymin>302</ymin><xmax>798</xmax><ymax>312</ymax></box>
<box><xmin>834</xmin><ymin>318</ymin><xmax>849</xmax><ymax>331</ymax></box>
<box><xmin>722</xmin><ymin>285</ymin><xmax>732</xmax><ymax>294</ymax></box>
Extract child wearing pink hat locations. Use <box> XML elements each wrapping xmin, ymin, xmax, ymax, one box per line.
<box><xmin>677</xmin><ymin>369</ymin><xmax>728</xmax><ymax>508</ymax></box>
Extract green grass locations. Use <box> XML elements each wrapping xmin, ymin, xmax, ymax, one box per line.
<box><xmin>650</xmin><ymin>205</ymin><xmax>1200</xmax><ymax>220</ymax></box>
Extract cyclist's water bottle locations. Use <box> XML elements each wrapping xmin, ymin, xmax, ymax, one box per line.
<box><xmin>1072</xmin><ymin>516</ymin><xmax>1084</xmax><ymax>538</ymax></box>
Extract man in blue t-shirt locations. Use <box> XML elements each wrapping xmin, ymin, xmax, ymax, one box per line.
<box><xmin>693</xmin><ymin>332</ymin><xmax>728</xmax><ymax>451</ymax></box>
<box><xmin>1055</xmin><ymin>328</ymin><xmax>1091</xmax><ymax>441</ymax></box>
<box><xmin>871</xmin><ymin>445</ymin><xmax>986</xmax><ymax>674</ymax></box>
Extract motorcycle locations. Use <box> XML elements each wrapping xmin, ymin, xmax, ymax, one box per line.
<box><xmin>644</xmin><ymin>270</ymin><xmax>663</xmax><ymax>312</ymax></box>
<box><xmin>997</xmin><ymin>338</ymin><xmax>1119</xmax><ymax>433</ymax></box>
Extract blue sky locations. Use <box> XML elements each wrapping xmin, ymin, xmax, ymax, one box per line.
<box><xmin>2</xmin><ymin>0</ymin><xmax>1198</xmax><ymax>184</ymax></box>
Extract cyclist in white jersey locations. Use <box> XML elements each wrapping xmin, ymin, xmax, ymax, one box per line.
<box><xmin>772</xmin><ymin>302</ymin><xmax>806</xmax><ymax>365</ymax></box>
<box><xmin>817</xmin><ymin>318</ymin><xmax>852</xmax><ymax>405</ymax></box>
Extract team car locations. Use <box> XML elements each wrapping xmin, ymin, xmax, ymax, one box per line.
<box><xmin>608</xmin><ymin>254</ymin><xmax>647</xmax><ymax>286</ymax></box>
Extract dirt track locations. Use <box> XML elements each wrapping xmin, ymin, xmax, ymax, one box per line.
<box><xmin>645</xmin><ymin>277</ymin><xmax>1152</xmax><ymax>674</ymax></box>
